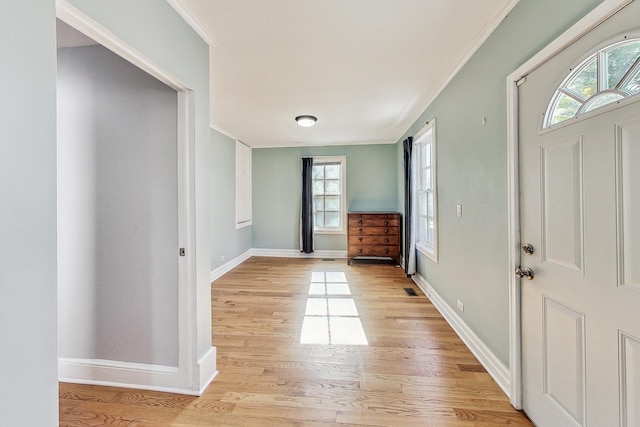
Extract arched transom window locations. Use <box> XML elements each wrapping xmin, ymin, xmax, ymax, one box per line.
<box><xmin>544</xmin><ymin>38</ymin><xmax>640</xmax><ymax>128</ymax></box>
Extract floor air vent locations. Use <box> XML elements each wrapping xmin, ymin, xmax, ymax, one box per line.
<box><xmin>404</xmin><ymin>288</ymin><xmax>418</xmax><ymax>297</ymax></box>
<box><xmin>322</xmin><ymin>258</ymin><xmax>336</xmax><ymax>261</ymax></box>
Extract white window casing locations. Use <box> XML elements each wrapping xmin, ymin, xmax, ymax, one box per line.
<box><xmin>312</xmin><ymin>156</ymin><xmax>347</xmax><ymax>234</ymax></box>
<box><xmin>414</xmin><ymin>121</ymin><xmax>438</xmax><ymax>262</ymax></box>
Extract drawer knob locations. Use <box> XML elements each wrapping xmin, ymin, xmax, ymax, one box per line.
<box><xmin>384</xmin><ymin>221</ymin><xmax>388</xmax><ymax>225</ymax></box>
<box><xmin>384</xmin><ymin>228</ymin><xmax>389</xmax><ymax>233</ymax></box>
<box><xmin>358</xmin><ymin>238</ymin><xmax>362</xmax><ymax>242</ymax></box>
<box><xmin>358</xmin><ymin>220</ymin><xmax>363</xmax><ymax>225</ymax></box>
<box><xmin>358</xmin><ymin>228</ymin><xmax>363</xmax><ymax>233</ymax></box>
<box><xmin>358</xmin><ymin>249</ymin><xmax>363</xmax><ymax>254</ymax></box>
<box><xmin>384</xmin><ymin>248</ymin><xmax>389</xmax><ymax>254</ymax></box>
<box><xmin>384</xmin><ymin>238</ymin><xmax>389</xmax><ymax>243</ymax></box>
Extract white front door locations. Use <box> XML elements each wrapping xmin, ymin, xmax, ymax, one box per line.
<box><xmin>519</xmin><ymin>2</ymin><xmax>640</xmax><ymax>426</ymax></box>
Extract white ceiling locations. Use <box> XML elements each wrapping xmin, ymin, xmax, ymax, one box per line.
<box><xmin>58</xmin><ymin>1</ymin><xmax>518</xmax><ymax>148</ymax></box>
<box><xmin>174</xmin><ymin>0</ymin><xmax>518</xmax><ymax>148</ymax></box>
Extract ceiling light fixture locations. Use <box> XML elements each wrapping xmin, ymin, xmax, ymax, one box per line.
<box><xmin>295</xmin><ymin>115</ymin><xmax>317</xmax><ymax>127</ymax></box>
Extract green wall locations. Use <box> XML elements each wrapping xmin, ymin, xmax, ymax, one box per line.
<box><xmin>0</xmin><ymin>2</ymin><xmax>59</xmax><ymax>424</ymax></box>
<box><xmin>253</xmin><ymin>144</ymin><xmax>397</xmax><ymax>250</ymax></box>
<box><xmin>396</xmin><ymin>0</ymin><xmax>604</xmax><ymax>366</ymax></box>
<box><xmin>1</xmin><ymin>0</ymin><xmax>216</xmax><ymax>419</ymax></box>
<box><xmin>210</xmin><ymin>129</ymin><xmax>252</xmax><ymax>269</ymax></box>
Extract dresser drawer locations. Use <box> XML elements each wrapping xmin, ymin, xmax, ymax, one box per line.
<box><xmin>348</xmin><ymin>245</ymin><xmax>399</xmax><ymax>258</ymax></box>
<box><xmin>348</xmin><ymin>217</ymin><xmax>399</xmax><ymax>227</ymax></box>
<box><xmin>348</xmin><ymin>226</ymin><xmax>399</xmax><ymax>236</ymax></box>
<box><xmin>348</xmin><ymin>235</ymin><xmax>399</xmax><ymax>246</ymax></box>
<box><xmin>349</xmin><ymin>213</ymin><xmax>398</xmax><ymax>221</ymax></box>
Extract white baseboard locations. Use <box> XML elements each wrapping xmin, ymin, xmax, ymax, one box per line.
<box><xmin>59</xmin><ymin>350</ymin><xmax>218</xmax><ymax>396</ymax></box>
<box><xmin>412</xmin><ymin>274</ymin><xmax>511</xmax><ymax>398</ymax></box>
<box><xmin>58</xmin><ymin>358</ymin><xmax>204</xmax><ymax>395</ymax></box>
<box><xmin>210</xmin><ymin>249</ymin><xmax>253</xmax><ymax>282</ymax></box>
<box><xmin>197</xmin><ymin>346</ymin><xmax>218</xmax><ymax>395</ymax></box>
<box><xmin>250</xmin><ymin>248</ymin><xmax>347</xmax><ymax>259</ymax></box>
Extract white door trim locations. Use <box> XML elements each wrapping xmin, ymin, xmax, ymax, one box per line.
<box><xmin>505</xmin><ymin>0</ymin><xmax>634</xmax><ymax>410</ymax></box>
<box><xmin>56</xmin><ymin>0</ymin><xmax>205</xmax><ymax>394</ymax></box>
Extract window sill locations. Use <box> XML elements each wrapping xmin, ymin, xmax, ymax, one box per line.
<box><xmin>417</xmin><ymin>243</ymin><xmax>438</xmax><ymax>263</ymax></box>
<box><xmin>314</xmin><ymin>229</ymin><xmax>346</xmax><ymax>235</ymax></box>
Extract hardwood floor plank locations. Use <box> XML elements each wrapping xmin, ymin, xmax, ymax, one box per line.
<box><xmin>60</xmin><ymin>257</ymin><xmax>531</xmax><ymax>426</ymax></box>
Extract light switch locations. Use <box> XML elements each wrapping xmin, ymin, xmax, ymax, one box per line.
<box><xmin>456</xmin><ymin>204</ymin><xmax>463</xmax><ymax>217</ymax></box>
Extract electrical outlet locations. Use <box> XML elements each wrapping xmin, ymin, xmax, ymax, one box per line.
<box><xmin>457</xmin><ymin>300</ymin><xmax>464</xmax><ymax>312</ymax></box>
<box><xmin>220</xmin><ymin>255</ymin><xmax>225</xmax><ymax>261</ymax></box>
<box><xmin>457</xmin><ymin>204</ymin><xmax>463</xmax><ymax>217</ymax></box>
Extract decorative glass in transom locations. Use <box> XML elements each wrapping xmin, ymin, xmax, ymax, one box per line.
<box><xmin>544</xmin><ymin>39</ymin><xmax>640</xmax><ymax>128</ymax></box>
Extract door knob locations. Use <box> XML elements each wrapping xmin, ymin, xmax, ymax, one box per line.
<box><xmin>515</xmin><ymin>266</ymin><xmax>534</xmax><ymax>280</ymax></box>
<box><xmin>521</xmin><ymin>243</ymin><xmax>534</xmax><ymax>255</ymax></box>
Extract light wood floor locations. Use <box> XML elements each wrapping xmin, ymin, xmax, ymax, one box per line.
<box><xmin>59</xmin><ymin>257</ymin><xmax>532</xmax><ymax>426</ymax></box>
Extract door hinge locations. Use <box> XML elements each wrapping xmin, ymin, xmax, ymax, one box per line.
<box><xmin>179</xmin><ymin>248</ymin><xmax>186</xmax><ymax>256</ymax></box>
<box><xmin>516</xmin><ymin>76</ymin><xmax>526</xmax><ymax>86</ymax></box>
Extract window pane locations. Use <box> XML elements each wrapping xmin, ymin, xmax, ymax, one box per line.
<box><xmin>549</xmin><ymin>93</ymin><xmax>582</xmax><ymax>125</ymax></box>
<box><xmin>312</xmin><ymin>180</ymin><xmax>324</xmax><ymax>195</ymax></box>
<box><xmin>325</xmin><ymin>196</ymin><xmax>340</xmax><ymax>211</ymax></box>
<box><xmin>423</xmin><ymin>142</ymin><xmax>431</xmax><ymax>167</ymax></box>
<box><xmin>428</xmin><ymin>219</ymin><xmax>435</xmax><ymax>244</ymax></box>
<box><xmin>423</xmin><ymin>167</ymin><xmax>431</xmax><ymax>191</ymax></box>
<box><xmin>312</xmin><ymin>165</ymin><xmax>324</xmax><ymax>179</ymax></box>
<box><xmin>325</xmin><ymin>179</ymin><xmax>340</xmax><ymax>195</ymax></box>
<box><xmin>605</xmin><ymin>41</ymin><xmax>640</xmax><ymax>89</ymax></box>
<box><xmin>427</xmin><ymin>192</ymin><xmax>434</xmax><ymax>217</ymax></box>
<box><xmin>419</xmin><ymin>192</ymin><xmax>427</xmax><ymax>217</ymax></box>
<box><xmin>325</xmin><ymin>164</ymin><xmax>340</xmax><ymax>179</ymax></box>
<box><xmin>313</xmin><ymin>196</ymin><xmax>324</xmax><ymax>212</ymax></box>
<box><xmin>418</xmin><ymin>217</ymin><xmax>427</xmax><ymax>243</ymax></box>
<box><xmin>621</xmin><ymin>65</ymin><xmax>640</xmax><ymax>95</ymax></box>
<box><xmin>325</xmin><ymin>211</ymin><xmax>340</xmax><ymax>228</ymax></box>
<box><xmin>314</xmin><ymin>212</ymin><xmax>325</xmax><ymax>228</ymax></box>
<box><xmin>565</xmin><ymin>57</ymin><xmax>597</xmax><ymax>99</ymax></box>
<box><xmin>582</xmin><ymin>91</ymin><xmax>625</xmax><ymax>113</ymax></box>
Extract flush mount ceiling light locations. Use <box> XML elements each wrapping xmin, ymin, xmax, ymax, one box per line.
<box><xmin>295</xmin><ymin>115</ymin><xmax>317</xmax><ymax>127</ymax></box>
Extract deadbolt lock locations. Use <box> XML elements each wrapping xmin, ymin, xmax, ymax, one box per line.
<box><xmin>521</xmin><ymin>243</ymin><xmax>534</xmax><ymax>255</ymax></box>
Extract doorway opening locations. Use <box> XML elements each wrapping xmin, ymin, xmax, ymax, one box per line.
<box><xmin>55</xmin><ymin>11</ymin><xmax>197</xmax><ymax>393</ymax></box>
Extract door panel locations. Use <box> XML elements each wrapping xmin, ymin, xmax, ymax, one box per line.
<box><xmin>519</xmin><ymin>1</ymin><xmax>640</xmax><ymax>426</ymax></box>
<box><xmin>542</xmin><ymin>297</ymin><xmax>586</xmax><ymax>425</ymax></box>
<box><xmin>540</xmin><ymin>137</ymin><xmax>584</xmax><ymax>272</ymax></box>
<box><xmin>620</xmin><ymin>332</ymin><xmax>640</xmax><ymax>426</ymax></box>
<box><xmin>616</xmin><ymin>119</ymin><xmax>640</xmax><ymax>290</ymax></box>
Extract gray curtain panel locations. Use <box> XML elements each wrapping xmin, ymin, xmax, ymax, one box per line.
<box><xmin>403</xmin><ymin>137</ymin><xmax>415</xmax><ymax>276</ymax></box>
<box><xmin>301</xmin><ymin>157</ymin><xmax>314</xmax><ymax>253</ymax></box>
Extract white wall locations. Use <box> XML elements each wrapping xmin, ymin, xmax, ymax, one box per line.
<box><xmin>0</xmin><ymin>2</ymin><xmax>59</xmax><ymax>425</ymax></box>
<box><xmin>57</xmin><ymin>45</ymin><xmax>179</xmax><ymax>366</ymax></box>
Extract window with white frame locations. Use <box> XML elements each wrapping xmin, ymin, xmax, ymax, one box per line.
<box><xmin>312</xmin><ymin>156</ymin><xmax>346</xmax><ymax>233</ymax></box>
<box><xmin>544</xmin><ymin>38</ymin><xmax>640</xmax><ymax>128</ymax></box>
<box><xmin>414</xmin><ymin>121</ymin><xmax>438</xmax><ymax>261</ymax></box>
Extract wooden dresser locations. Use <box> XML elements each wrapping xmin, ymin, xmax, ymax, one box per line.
<box><xmin>347</xmin><ymin>212</ymin><xmax>400</xmax><ymax>265</ymax></box>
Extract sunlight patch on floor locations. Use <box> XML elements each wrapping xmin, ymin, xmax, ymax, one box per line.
<box><xmin>300</xmin><ymin>271</ymin><xmax>368</xmax><ymax>345</ymax></box>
